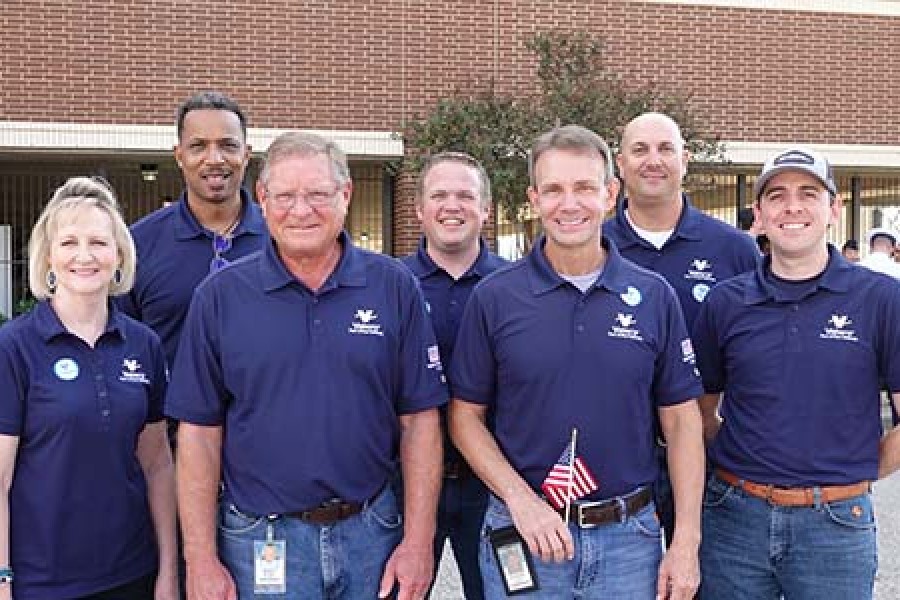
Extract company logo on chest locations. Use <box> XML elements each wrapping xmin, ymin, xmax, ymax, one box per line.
<box><xmin>119</xmin><ymin>358</ymin><xmax>150</xmax><ymax>384</ymax></box>
<box><xmin>684</xmin><ymin>258</ymin><xmax>716</xmax><ymax>283</ymax></box>
<box><xmin>819</xmin><ymin>314</ymin><xmax>859</xmax><ymax>343</ymax></box>
<box><xmin>348</xmin><ymin>308</ymin><xmax>384</xmax><ymax>336</ymax></box>
<box><xmin>608</xmin><ymin>312</ymin><xmax>644</xmax><ymax>341</ymax></box>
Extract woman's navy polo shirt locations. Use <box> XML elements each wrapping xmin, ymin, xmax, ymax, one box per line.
<box><xmin>450</xmin><ymin>237</ymin><xmax>702</xmax><ymax>499</ymax></box>
<box><xmin>693</xmin><ymin>247</ymin><xmax>900</xmax><ymax>486</ymax></box>
<box><xmin>0</xmin><ymin>301</ymin><xmax>167</xmax><ymax>599</ymax></box>
<box><xmin>166</xmin><ymin>233</ymin><xmax>448</xmax><ymax>515</ymax></box>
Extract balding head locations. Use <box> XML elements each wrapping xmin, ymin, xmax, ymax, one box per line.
<box><xmin>621</xmin><ymin>112</ymin><xmax>685</xmax><ymax>151</ymax></box>
<box><xmin>617</xmin><ymin>112</ymin><xmax>689</xmax><ymax>207</ymax></box>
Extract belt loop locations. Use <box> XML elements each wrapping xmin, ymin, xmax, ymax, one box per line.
<box><xmin>616</xmin><ymin>496</ymin><xmax>627</xmax><ymax>523</ymax></box>
<box><xmin>812</xmin><ymin>486</ymin><xmax>823</xmax><ymax>508</ymax></box>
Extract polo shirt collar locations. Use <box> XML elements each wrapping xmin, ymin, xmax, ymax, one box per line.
<box><xmin>743</xmin><ymin>244</ymin><xmax>852</xmax><ymax>304</ymax></box>
<box><xmin>33</xmin><ymin>299</ymin><xmax>127</xmax><ymax>342</ymax></box>
<box><xmin>260</xmin><ymin>230</ymin><xmax>366</xmax><ymax>293</ymax></box>
<box><xmin>173</xmin><ymin>188</ymin><xmax>265</xmax><ymax>241</ymax></box>
<box><xmin>408</xmin><ymin>237</ymin><xmax>495</xmax><ymax>279</ymax></box>
<box><xmin>527</xmin><ymin>236</ymin><xmax>630</xmax><ymax>295</ymax></box>
<box><xmin>614</xmin><ymin>194</ymin><xmax>704</xmax><ymax>249</ymax></box>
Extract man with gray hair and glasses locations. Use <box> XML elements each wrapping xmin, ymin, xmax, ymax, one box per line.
<box><xmin>167</xmin><ymin>131</ymin><xmax>447</xmax><ymax>600</ymax></box>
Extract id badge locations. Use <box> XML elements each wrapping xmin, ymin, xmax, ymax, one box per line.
<box><xmin>254</xmin><ymin>520</ymin><xmax>286</xmax><ymax>594</ymax></box>
<box><xmin>488</xmin><ymin>525</ymin><xmax>539</xmax><ymax>595</ymax></box>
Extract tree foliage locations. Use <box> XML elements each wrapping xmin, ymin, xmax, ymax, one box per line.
<box><xmin>404</xmin><ymin>31</ymin><xmax>724</xmax><ymax>253</ymax></box>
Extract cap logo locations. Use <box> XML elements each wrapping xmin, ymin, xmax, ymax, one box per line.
<box><xmin>773</xmin><ymin>150</ymin><xmax>816</xmax><ymax>166</ymax></box>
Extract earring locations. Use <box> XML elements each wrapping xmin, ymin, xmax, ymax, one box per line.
<box><xmin>113</xmin><ymin>268</ymin><xmax>123</xmax><ymax>286</ymax></box>
<box><xmin>46</xmin><ymin>270</ymin><xmax>57</xmax><ymax>292</ymax></box>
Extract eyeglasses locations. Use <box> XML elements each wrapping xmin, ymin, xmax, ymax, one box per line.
<box><xmin>266</xmin><ymin>186</ymin><xmax>340</xmax><ymax>211</ymax></box>
<box><xmin>210</xmin><ymin>232</ymin><xmax>232</xmax><ymax>273</ymax></box>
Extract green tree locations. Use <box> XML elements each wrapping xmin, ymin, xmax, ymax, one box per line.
<box><xmin>404</xmin><ymin>31</ymin><xmax>723</xmax><ymax>256</ymax></box>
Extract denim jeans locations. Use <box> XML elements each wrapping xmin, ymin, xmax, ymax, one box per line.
<box><xmin>479</xmin><ymin>493</ymin><xmax>662</xmax><ymax>599</ymax></box>
<box><xmin>428</xmin><ymin>474</ymin><xmax>488</xmax><ymax>599</ymax></box>
<box><xmin>700</xmin><ymin>474</ymin><xmax>876</xmax><ymax>600</ymax></box>
<box><xmin>217</xmin><ymin>485</ymin><xmax>403</xmax><ymax>599</ymax></box>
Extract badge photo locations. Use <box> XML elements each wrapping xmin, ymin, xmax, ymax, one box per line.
<box><xmin>488</xmin><ymin>525</ymin><xmax>539</xmax><ymax>595</ymax></box>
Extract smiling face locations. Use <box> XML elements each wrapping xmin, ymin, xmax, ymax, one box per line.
<box><xmin>257</xmin><ymin>153</ymin><xmax>351</xmax><ymax>263</ymax></box>
<box><xmin>48</xmin><ymin>205</ymin><xmax>119</xmax><ymax>300</ymax></box>
<box><xmin>174</xmin><ymin>108</ymin><xmax>250</xmax><ymax>206</ymax></box>
<box><xmin>528</xmin><ymin>148</ymin><xmax>618</xmax><ymax>254</ymax></box>
<box><xmin>754</xmin><ymin>169</ymin><xmax>839</xmax><ymax>263</ymax></box>
<box><xmin>617</xmin><ymin>113</ymin><xmax>689</xmax><ymax>207</ymax></box>
<box><xmin>416</xmin><ymin>159</ymin><xmax>490</xmax><ymax>257</ymax></box>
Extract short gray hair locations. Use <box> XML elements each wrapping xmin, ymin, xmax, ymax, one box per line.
<box><xmin>258</xmin><ymin>131</ymin><xmax>350</xmax><ymax>187</ymax></box>
<box><xmin>28</xmin><ymin>177</ymin><xmax>136</xmax><ymax>299</ymax></box>
<box><xmin>529</xmin><ymin>125</ymin><xmax>614</xmax><ymax>186</ymax></box>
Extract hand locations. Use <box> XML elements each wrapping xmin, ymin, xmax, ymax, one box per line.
<box><xmin>505</xmin><ymin>490</ymin><xmax>573</xmax><ymax>563</ymax></box>
<box><xmin>656</xmin><ymin>539</ymin><xmax>700</xmax><ymax>600</ymax></box>
<box><xmin>185</xmin><ymin>556</ymin><xmax>236</xmax><ymax>600</ymax></box>
<box><xmin>378</xmin><ymin>539</ymin><xmax>433</xmax><ymax>600</ymax></box>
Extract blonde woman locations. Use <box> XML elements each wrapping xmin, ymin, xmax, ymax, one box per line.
<box><xmin>0</xmin><ymin>177</ymin><xmax>176</xmax><ymax>599</ymax></box>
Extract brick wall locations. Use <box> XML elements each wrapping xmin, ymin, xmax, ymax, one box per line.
<box><xmin>2</xmin><ymin>0</ymin><xmax>898</xmax><ymax>252</ymax></box>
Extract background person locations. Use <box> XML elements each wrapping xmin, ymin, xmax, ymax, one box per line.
<box><xmin>0</xmin><ymin>177</ymin><xmax>176</xmax><ymax>600</ymax></box>
<box><xmin>860</xmin><ymin>227</ymin><xmax>900</xmax><ymax>278</ymax></box>
<box><xmin>401</xmin><ymin>151</ymin><xmax>508</xmax><ymax>600</ymax></box>
<box><xmin>603</xmin><ymin>112</ymin><xmax>758</xmax><ymax>547</ymax></box>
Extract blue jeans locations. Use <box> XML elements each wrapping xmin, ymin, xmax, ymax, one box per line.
<box><xmin>218</xmin><ymin>485</ymin><xmax>403</xmax><ymax>599</ymax></box>
<box><xmin>428</xmin><ymin>474</ymin><xmax>488</xmax><ymax>599</ymax></box>
<box><xmin>700</xmin><ymin>474</ymin><xmax>876</xmax><ymax>600</ymax></box>
<box><xmin>479</xmin><ymin>493</ymin><xmax>662</xmax><ymax>599</ymax></box>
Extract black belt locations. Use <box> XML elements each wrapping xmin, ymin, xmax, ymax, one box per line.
<box><xmin>444</xmin><ymin>460</ymin><xmax>473</xmax><ymax>479</ymax></box>
<box><xmin>285</xmin><ymin>499</ymin><xmax>363</xmax><ymax>525</ymax></box>
<box><xmin>553</xmin><ymin>487</ymin><xmax>653</xmax><ymax>528</ymax></box>
<box><xmin>233</xmin><ymin>499</ymin><xmax>364</xmax><ymax>526</ymax></box>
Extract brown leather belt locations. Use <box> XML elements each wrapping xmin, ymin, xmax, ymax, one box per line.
<box><xmin>553</xmin><ymin>487</ymin><xmax>653</xmax><ymax>528</ymax></box>
<box><xmin>716</xmin><ymin>469</ymin><xmax>870</xmax><ymax>507</ymax></box>
<box><xmin>443</xmin><ymin>460</ymin><xmax>473</xmax><ymax>479</ymax></box>
<box><xmin>285</xmin><ymin>500</ymin><xmax>363</xmax><ymax>525</ymax></box>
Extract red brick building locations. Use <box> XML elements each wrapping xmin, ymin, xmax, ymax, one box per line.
<box><xmin>2</xmin><ymin>0</ymin><xmax>899</xmax><ymax>315</ymax></box>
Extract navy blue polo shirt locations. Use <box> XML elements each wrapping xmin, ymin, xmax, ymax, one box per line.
<box><xmin>118</xmin><ymin>189</ymin><xmax>267</xmax><ymax>366</ymax></box>
<box><xmin>401</xmin><ymin>238</ymin><xmax>508</xmax><ymax>468</ymax></box>
<box><xmin>166</xmin><ymin>232</ymin><xmax>448</xmax><ymax>514</ymax></box>
<box><xmin>401</xmin><ymin>238</ymin><xmax>508</xmax><ymax>385</ymax></box>
<box><xmin>603</xmin><ymin>196</ymin><xmax>759</xmax><ymax>328</ymax></box>
<box><xmin>692</xmin><ymin>246</ymin><xmax>900</xmax><ymax>486</ymax></box>
<box><xmin>0</xmin><ymin>301</ymin><xmax>166</xmax><ymax>600</ymax></box>
<box><xmin>450</xmin><ymin>237</ymin><xmax>702</xmax><ymax>499</ymax></box>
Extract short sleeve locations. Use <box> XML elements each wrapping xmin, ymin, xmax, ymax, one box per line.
<box><xmin>396</xmin><ymin>272</ymin><xmax>448</xmax><ymax>414</ymax></box>
<box><xmin>0</xmin><ymin>332</ymin><xmax>27</xmax><ymax>435</ymax></box>
<box><xmin>652</xmin><ymin>281</ymin><xmax>704</xmax><ymax>406</ymax></box>
<box><xmin>164</xmin><ymin>285</ymin><xmax>227</xmax><ymax>425</ymax></box>
<box><xmin>448</xmin><ymin>285</ymin><xmax>497</xmax><ymax>404</ymax></box>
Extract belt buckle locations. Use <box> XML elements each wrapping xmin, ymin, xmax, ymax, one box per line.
<box><xmin>575</xmin><ymin>499</ymin><xmax>603</xmax><ymax>529</ymax></box>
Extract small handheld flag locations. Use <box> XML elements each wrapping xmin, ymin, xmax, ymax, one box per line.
<box><xmin>540</xmin><ymin>430</ymin><xmax>599</xmax><ymax>511</ymax></box>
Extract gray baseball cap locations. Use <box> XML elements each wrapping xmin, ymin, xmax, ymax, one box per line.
<box><xmin>753</xmin><ymin>147</ymin><xmax>837</xmax><ymax>200</ymax></box>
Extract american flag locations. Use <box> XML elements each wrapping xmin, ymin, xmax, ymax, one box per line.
<box><xmin>540</xmin><ymin>441</ymin><xmax>599</xmax><ymax>510</ymax></box>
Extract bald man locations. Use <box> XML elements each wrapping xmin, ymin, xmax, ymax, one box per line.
<box><xmin>603</xmin><ymin>112</ymin><xmax>759</xmax><ymax>545</ymax></box>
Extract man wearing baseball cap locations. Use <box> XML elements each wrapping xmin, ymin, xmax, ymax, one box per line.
<box><xmin>692</xmin><ymin>147</ymin><xmax>900</xmax><ymax>599</ymax></box>
<box><xmin>860</xmin><ymin>226</ymin><xmax>900</xmax><ymax>278</ymax></box>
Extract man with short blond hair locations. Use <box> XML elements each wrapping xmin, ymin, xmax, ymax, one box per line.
<box><xmin>402</xmin><ymin>151</ymin><xmax>507</xmax><ymax>599</ymax></box>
